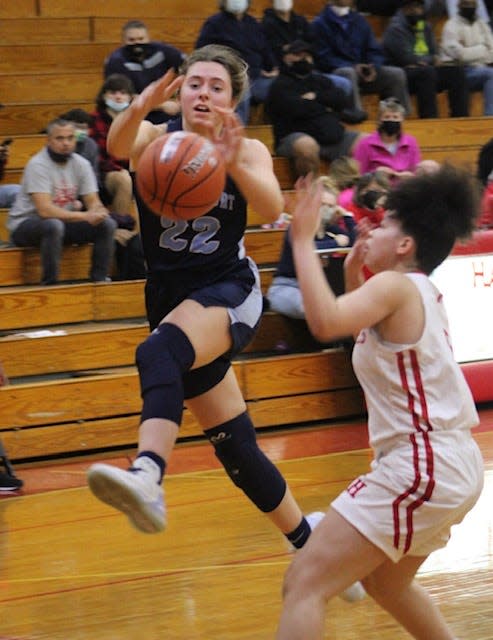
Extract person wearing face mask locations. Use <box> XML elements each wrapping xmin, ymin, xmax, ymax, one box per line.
<box><xmin>261</xmin><ymin>0</ymin><xmax>368</xmax><ymax>123</ymax></box>
<box><xmin>266</xmin><ymin>40</ymin><xmax>364</xmax><ymax>180</ymax></box>
<box><xmin>383</xmin><ymin>0</ymin><xmax>470</xmax><ymax>118</ymax></box>
<box><xmin>90</xmin><ymin>75</ymin><xmax>136</xmax><ymax>220</ymax></box>
<box><xmin>267</xmin><ymin>176</ymin><xmax>355</xmax><ymax>320</ymax></box>
<box><xmin>440</xmin><ymin>0</ymin><xmax>493</xmax><ymax>115</ymax></box>
<box><xmin>59</xmin><ymin>108</ymin><xmax>100</xmax><ymax>184</ymax></box>
<box><xmin>353</xmin><ymin>97</ymin><xmax>421</xmax><ymax>182</ymax></box>
<box><xmin>196</xmin><ymin>0</ymin><xmax>279</xmax><ymax>124</ymax></box>
<box><xmin>345</xmin><ymin>170</ymin><xmax>391</xmax><ymax>226</ymax></box>
<box><xmin>104</xmin><ymin>20</ymin><xmax>185</xmax><ymax>125</ymax></box>
<box><xmin>310</xmin><ymin>1</ymin><xmax>412</xmax><ymax>118</ymax></box>
<box><xmin>89</xmin><ymin>75</ymin><xmax>146</xmax><ymax>281</ymax></box>
<box><xmin>7</xmin><ymin>118</ymin><xmax>116</xmax><ymax>285</ymax></box>
<box><xmin>444</xmin><ymin>0</ymin><xmax>492</xmax><ymax>21</ymax></box>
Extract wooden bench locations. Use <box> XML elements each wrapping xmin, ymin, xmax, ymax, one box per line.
<box><xmin>0</xmin><ymin>347</ymin><xmax>363</xmax><ymax>461</ymax></box>
<box><xmin>0</xmin><ymin>43</ymin><xmax>115</xmax><ymax>74</ymax></box>
<box><xmin>0</xmin><ymin>227</ymin><xmax>285</xmax><ymax>287</ymax></box>
<box><xmin>35</xmin><ymin>0</ymin><xmax>322</xmax><ymax>19</ymax></box>
<box><xmin>0</xmin><ymin>0</ymin><xmax>36</xmax><ymax>18</ymax></box>
<box><xmin>0</xmin><ymin>72</ymin><xmax>101</xmax><ymax>104</ymax></box>
<box><xmin>0</xmin><ymin>102</ymin><xmax>94</xmax><ymax>137</ymax></box>
<box><xmin>0</xmin><ymin>275</ymin><xmax>363</xmax><ymax>462</ymax></box>
<box><xmin>0</xmin><ymin>17</ymin><xmax>93</xmax><ymax>44</ymax></box>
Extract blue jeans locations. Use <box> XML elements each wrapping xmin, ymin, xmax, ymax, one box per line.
<box><xmin>0</xmin><ymin>184</ymin><xmax>20</xmax><ymax>208</ymax></box>
<box><xmin>11</xmin><ymin>215</ymin><xmax>117</xmax><ymax>284</ymax></box>
<box><xmin>465</xmin><ymin>65</ymin><xmax>493</xmax><ymax>115</ymax></box>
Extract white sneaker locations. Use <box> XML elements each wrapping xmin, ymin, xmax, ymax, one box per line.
<box><xmin>306</xmin><ymin>510</ymin><xmax>367</xmax><ymax>603</ymax></box>
<box><xmin>87</xmin><ymin>462</ymin><xmax>166</xmax><ymax>534</ymax></box>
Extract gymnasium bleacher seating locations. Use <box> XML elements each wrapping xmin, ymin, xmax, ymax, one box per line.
<box><xmin>0</xmin><ymin>1</ymin><xmax>489</xmax><ymax>462</ymax></box>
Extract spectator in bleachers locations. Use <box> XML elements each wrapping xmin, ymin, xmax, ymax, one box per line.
<box><xmin>90</xmin><ymin>75</ymin><xmax>135</xmax><ymax>220</ymax></box>
<box><xmin>7</xmin><ymin>118</ymin><xmax>116</xmax><ymax>285</ymax></box>
<box><xmin>261</xmin><ymin>0</ymin><xmax>367</xmax><ymax>122</ymax></box>
<box><xmin>196</xmin><ymin>0</ymin><xmax>278</xmax><ymax>123</ymax></box>
<box><xmin>0</xmin><ymin>139</ymin><xmax>20</xmax><ymax>210</ymax></box>
<box><xmin>265</xmin><ymin>40</ymin><xmax>363</xmax><ymax>180</ymax></box>
<box><xmin>440</xmin><ymin>0</ymin><xmax>493</xmax><ymax>115</ymax></box>
<box><xmin>310</xmin><ymin>1</ymin><xmax>412</xmax><ymax>117</ymax></box>
<box><xmin>59</xmin><ymin>108</ymin><xmax>100</xmax><ymax>183</ymax></box>
<box><xmin>382</xmin><ymin>0</ymin><xmax>470</xmax><ymax>118</ymax></box>
<box><xmin>352</xmin><ymin>97</ymin><xmax>422</xmax><ymax>180</ymax></box>
<box><xmin>267</xmin><ymin>176</ymin><xmax>355</xmax><ymax>319</ymax></box>
<box><xmin>104</xmin><ymin>20</ymin><xmax>185</xmax><ymax>124</ymax></box>
<box><xmin>90</xmin><ymin>75</ymin><xmax>145</xmax><ymax>281</ymax></box>
<box><xmin>344</xmin><ymin>169</ymin><xmax>391</xmax><ymax>226</ymax></box>
<box><xmin>328</xmin><ymin>155</ymin><xmax>361</xmax><ymax>208</ymax></box>
<box><xmin>444</xmin><ymin>0</ymin><xmax>492</xmax><ymax>22</ymax></box>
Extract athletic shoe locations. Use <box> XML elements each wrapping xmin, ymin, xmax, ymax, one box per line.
<box><xmin>87</xmin><ymin>463</ymin><xmax>166</xmax><ymax>533</ymax></box>
<box><xmin>0</xmin><ymin>472</ymin><xmax>23</xmax><ymax>491</ymax></box>
<box><xmin>306</xmin><ymin>510</ymin><xmax>367</xmax><ymax>603</ymax></box>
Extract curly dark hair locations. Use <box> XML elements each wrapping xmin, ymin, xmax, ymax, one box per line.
<box><xmin>385</xmin><ymin>163</ymin><xmax>481</xmax><ymax>274</ymax></box>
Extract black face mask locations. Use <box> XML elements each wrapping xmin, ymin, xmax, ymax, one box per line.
<box><xmin>378</xmin><ymin>120</ymin><xmax>402</xmax><ymax>137</ymax></box>
<box><xmin>47</xmin><ymin>147</ymin><xmax>72</xmax><ymax>164</ymax></box>
<box><xmin>290</xmin><ymin>60</ymin><xmax>314</xmax><ymax>76</ymax></box>
<box><xmin>124</xmin><ymin>43</ymin><xmax>149</xmax><ymax>63</ymax></box>
<box><xmin>406</xmin><ymin>13</ymin><xmax>425</xmax><ymax>26</ymax></box>
<box><xmin>361</xmin><ymin>190</ymin><xmax>385</xmax><ymax>210</ymax></box>
<box><xmin>459</xmin><ymin>7</ymin><xmax>476</xmax><ymax>22</ymax></box>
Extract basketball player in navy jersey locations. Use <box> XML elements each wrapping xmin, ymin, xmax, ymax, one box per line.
<box><xmin>276</xmin><ymin>166</ymin><xmax>484</xmax><ymax>639</ymax></box>
<box><xmin>86</xmin><ymin>45</ymin><xmax>364</xmax><ymax>599</ymax></box>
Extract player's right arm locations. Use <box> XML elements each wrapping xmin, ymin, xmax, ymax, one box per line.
<box><xmin>290</xmin><ymin>178</ymin><xmax>421</xmax><ymax>344</ymax></box>
<box><xmin>107</xmin><ymin>70</ymin><xmax>183</xmax><ymax>165</ymax></box>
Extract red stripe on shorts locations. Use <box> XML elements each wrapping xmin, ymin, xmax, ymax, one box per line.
<box><xmin>392</xmin><ymin>350</ymin><xmax>435</xmax><ymax>553</ymax></box>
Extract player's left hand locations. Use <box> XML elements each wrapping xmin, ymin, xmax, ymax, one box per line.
<box><xmin>289</xmin><ymin>174</ymin><xmax>323</xmax><ymax>243</ymax></box>
<box><xmin>209</xmin><ymin>107</ymin><xmax>244</xmax><ymax>168</ymax></box>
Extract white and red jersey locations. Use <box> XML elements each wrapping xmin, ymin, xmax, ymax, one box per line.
<box><xmin>352</xmin><ymin>273</ymin><xmax>479</xmax><ymax>459</ymax></box>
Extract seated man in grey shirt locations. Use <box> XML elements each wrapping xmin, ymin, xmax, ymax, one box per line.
<box><xmin>8</xmin><ymin>118</ymin><xmax>116</xmax><ymax>285</ymax></box>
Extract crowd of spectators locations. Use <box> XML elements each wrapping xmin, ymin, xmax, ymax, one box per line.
<box><xmin>2</xmin><ymin>0</ymin><xmax>493</xmax><ymax>298</ymax></box>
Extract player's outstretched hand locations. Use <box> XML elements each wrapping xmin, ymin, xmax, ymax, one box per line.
<box><xmin>209</xmin><ymin>107</ymin><xmax>244</xmax><ymax>168</ymax></box>
<box><xmin>132</xmin><ymin>70</ymin><xmax>184</xmax><ymax>115</ymax></box>
<box><xmin>289</xmin><ymin>174</ymin><xmax>323</xmax><ymax>244</ymax></box>
<box><xmin>343</xmin><ymin>218</ymin><xmax>374</xmax><ymax>284</ymax></box>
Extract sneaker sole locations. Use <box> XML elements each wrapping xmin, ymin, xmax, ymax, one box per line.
<box><xmin>87</xmin><ymin>465</ymin><xmax>165</xmax><ymax>534</ymax></box>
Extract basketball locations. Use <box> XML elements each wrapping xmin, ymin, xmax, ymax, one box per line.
<box><xmin>136</xmin><ymin>131</ymin><xmax>226</xmax><ymax>220</ymax></box>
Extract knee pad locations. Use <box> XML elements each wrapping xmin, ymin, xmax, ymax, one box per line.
<box><xmin>205</xmin><ymin>412</ymin><xmax>287</xmax><ymax>513</ymax></box>
<box><xmin>136</xmin><ymin>323</ymin><xmax>195</xmax><ymax>424</ymax></box>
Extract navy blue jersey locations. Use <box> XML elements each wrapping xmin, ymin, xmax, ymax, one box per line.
<box><xmin>133</xmin><ymin>120</ymin><xmax>248</xmax><ymax>284</ymax></box>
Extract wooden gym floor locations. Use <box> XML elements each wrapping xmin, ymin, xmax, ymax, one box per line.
<box><xmin>1</xmin><ymin>408</ymin><xmax>492</xmax><ymax>639</ymax></box>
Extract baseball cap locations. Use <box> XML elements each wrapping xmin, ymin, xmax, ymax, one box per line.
<box><xmin>283</xmin><ymin>40</ymin><xmax>313</xmax><ymax>55</ymax></box>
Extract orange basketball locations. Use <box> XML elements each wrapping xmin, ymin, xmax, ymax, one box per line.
<box><xmin>136</xmin><ymin>131</ymin><xmax>226</xmax><ymax>220</ymax></box>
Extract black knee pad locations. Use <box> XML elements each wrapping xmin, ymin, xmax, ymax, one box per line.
<box><xmin>136</xmin><ymin>323</ymin><xmax>195</xmax><ymax>424</ymax></box>
<box><xmin>205</xmin><ymin>413</ymin><xmax>287</xmax><ymax>513</ymax></box>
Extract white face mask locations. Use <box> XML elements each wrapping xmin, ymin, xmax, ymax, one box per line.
<box><xmin>331</xmin><ymin>5</ymin><xmax>351</xmax><ymax>16</ymax></box>
<box><xmin>225</xmin><ymin>0</ymin><xmax>248</xmax><ymax>13</ymax></box>
<box><xmin>105</xmin><ymin>98</ymin><xmax>130</xmax><ymax>112</ymax></box>
<box><xmin>273</xmin><ymin>0</ymin><xmax>293</xmax><ymax>10</ymax></box>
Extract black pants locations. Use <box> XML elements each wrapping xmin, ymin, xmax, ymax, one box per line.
<box><xmin>405</xmin><ymin>64</ymin><xmax>469</xmax><ymax>118</ymax></box>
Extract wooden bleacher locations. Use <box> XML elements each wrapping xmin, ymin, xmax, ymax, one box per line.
<box><xmin>0</xmin><ymin>0</ymin><xmax>489</xmax><ymax>463</ymax></box>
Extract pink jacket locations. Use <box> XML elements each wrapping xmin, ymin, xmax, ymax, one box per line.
<box><xmin>353</xmin><ymin>131</ymin><xmax>421</xmax><ymax>175</ymax></box>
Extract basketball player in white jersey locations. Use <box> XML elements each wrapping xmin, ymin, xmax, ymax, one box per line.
<box><xmin>276</xmin><ymin>164</ymin><xmax>484</xmax><ymax>640</ymax></box>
